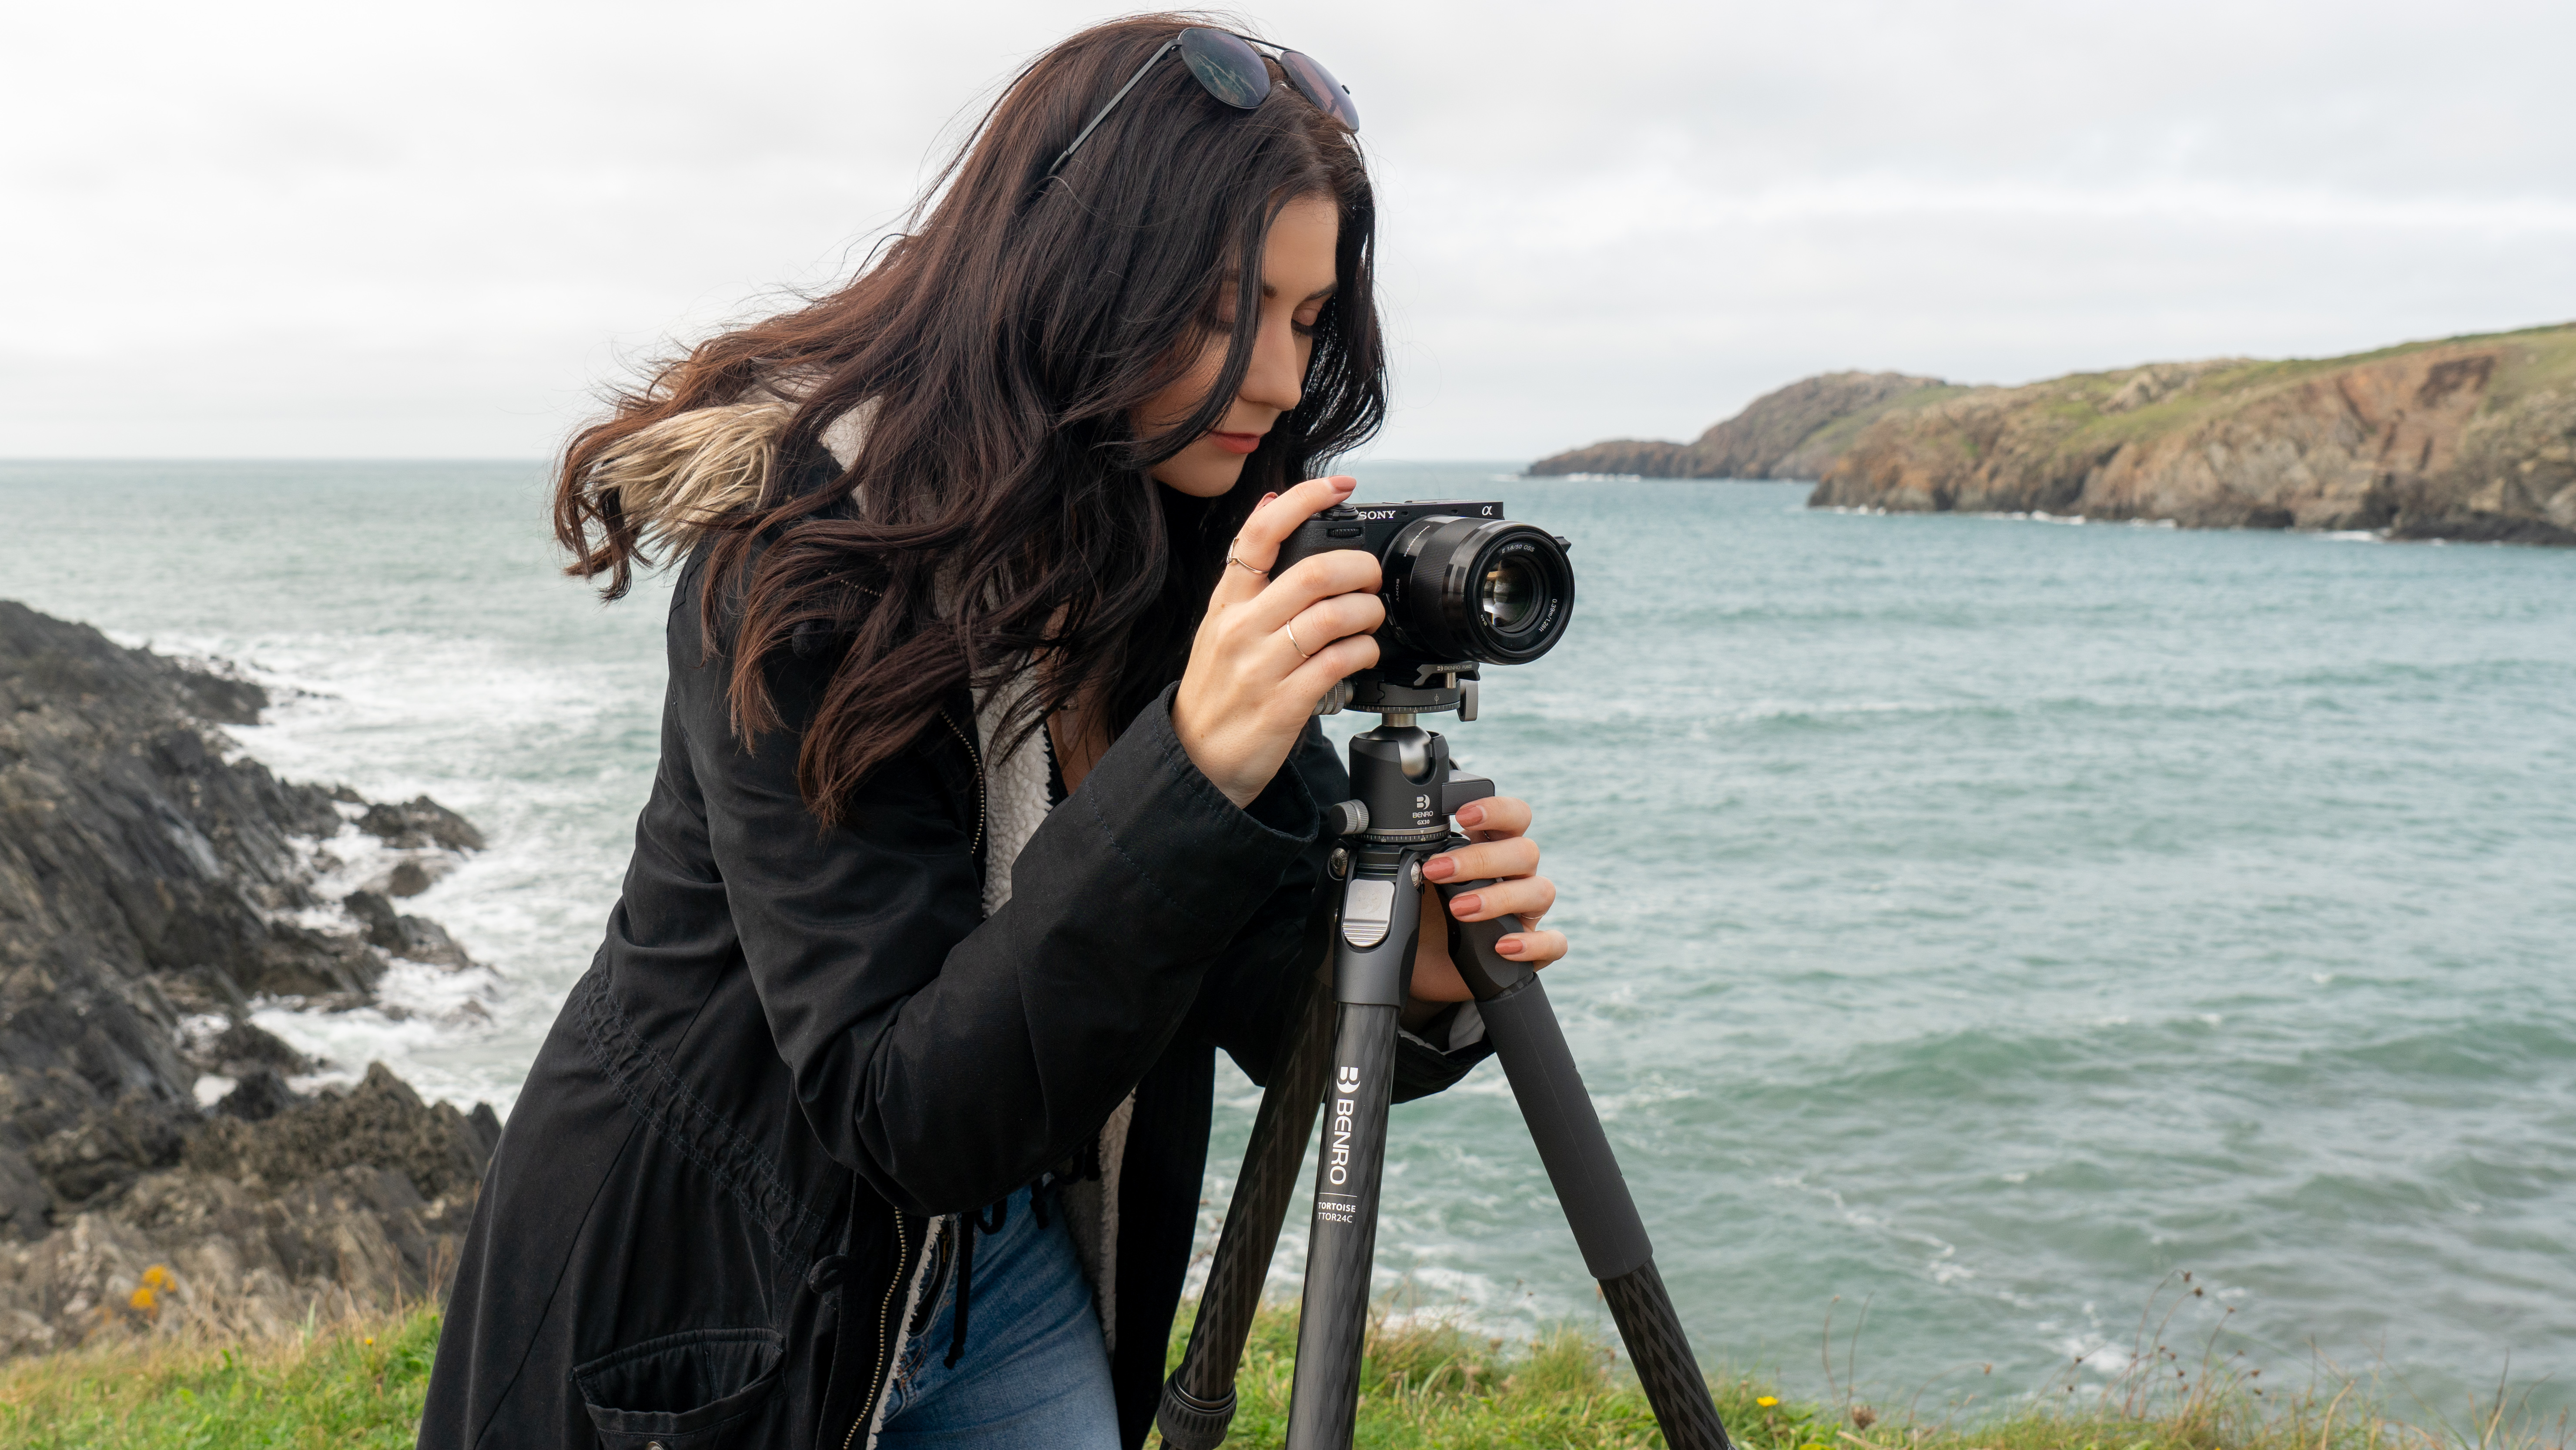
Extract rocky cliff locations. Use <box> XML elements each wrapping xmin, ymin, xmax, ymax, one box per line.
<box><xmin>1809</xmin><ymin>324</ymin><xmax>2576</xmax><ymax>543</ymax></box>
<box><xmin>1530</xmin><ymin>371</ymin><xmax>1961</xmax><ymax>479</ymax></box>
<box><xmin>0</xmin><ymin>599</ymin><xmax>499</xmax><ymax>1355</ymax></box>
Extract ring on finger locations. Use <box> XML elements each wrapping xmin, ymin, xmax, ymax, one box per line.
<box><xmin>1226</xmin><ymin>540</ymin><xmax>1269</xmax><ymax>578</ymax></box>
<box><xmin>1284</xmin><ymin>621</ymin><xmax>1315</xmax><ymax>658</ymax></box>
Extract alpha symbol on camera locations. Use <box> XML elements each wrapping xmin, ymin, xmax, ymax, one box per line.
<box><xmin>1336</xmin><ymin>1066</ymin><xmax>1361</xmax><ymax>1094</ymax></box>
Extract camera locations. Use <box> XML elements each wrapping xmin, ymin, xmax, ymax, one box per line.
<box><xmin>1272</xmin><ymin>499</ymin><xmax>1575</xmax><ymax>716</ymax></box>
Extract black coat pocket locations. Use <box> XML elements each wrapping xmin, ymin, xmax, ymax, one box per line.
<box><xmin>574</xmin><ymin>1327</ymin><xmax>784</xmax><ymax>1450</ymax></box>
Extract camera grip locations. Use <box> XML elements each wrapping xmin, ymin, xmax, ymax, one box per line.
<box><xmin>1431</xmin><ymin>877</ymin><xmax>1536</xmax><ymax>1002</ymax></box>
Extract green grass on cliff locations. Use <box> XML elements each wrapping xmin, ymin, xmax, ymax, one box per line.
<box><xmin>3</xmin><ymin>1296</ymin><xmax>2562</xmax><ymax>1450</ymax></box>
<box><xmin>1795</xmin><ymin>383</ymin><xmax>1983</xmax><ymax>460</ymax></box>
<box><xmin>0</xmin><ymin>1303</ymin><xmax>440</xmax><ymax>1450</ymax></box>
<box><xmin>1956</xmin><ymin>321</ymin><xmax>2576</xmax><ymax>468</ymax></box>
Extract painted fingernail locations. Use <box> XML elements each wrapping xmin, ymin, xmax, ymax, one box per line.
<box><xmin>1330</xmin><ymin>476</ymin><xmax>1356</xmax><ymax>491</ymax></box>
<box><xmin>1496</xmin><ymin>936</ymin><xmax>1524</xmax><ymax>956</ymax></box>
<box><xmin>1257</xmin><ymin>491</ymin><xmax>1278</xmax><ymax>507</ymax></box>
<box><xmin>1422</xmin><ymin>856</ymin><xmax>1455</xmax><ymax>881</ymax></box>
<box><xmin>1449</xmin><ymin>893</ymin><xmax>1482</xmax><ymax>917</ymax></box>
<box><xmin>1455</xmin><ymin>804</ymin><xmax>1486</xmax><ymax>827</ymax></box>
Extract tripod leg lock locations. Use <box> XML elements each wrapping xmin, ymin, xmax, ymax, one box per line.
<box><xmin>1433</xmin><ymin>875</ymin><xmax>1538</xmax><ymax>1002</ymax></box>
<box><xmin>1155</xmin><ymin>1375</ymin><xmax>1237</xmax><ymax>1450</ymax></box>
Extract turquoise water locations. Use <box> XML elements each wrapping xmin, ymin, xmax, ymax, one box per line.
<box><xmin>4</xmin><ymin>460</ymin><xmax>2571</xmax><ymax>1417</ymax></box>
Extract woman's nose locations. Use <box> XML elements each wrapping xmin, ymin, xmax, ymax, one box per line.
<box><xmin>1240</xmin><ymin>313</ymin><xmax>1304</xmax><ymax>415</ymax></box>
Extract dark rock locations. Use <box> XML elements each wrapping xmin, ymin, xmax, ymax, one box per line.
<box><xmin>162</xmin><ymin>658</ymin><xmax>268</xmax><ymax>726</ymax></box>
<box><xmin>1532</xmin><ymin>371</ymin><xmax>1957</xmax><ymax>479</ymax></box>
<box><xmin>214</xmin><ymin>1067</ymin><xmax>303</xmax><ymax>1123</ymax></box>
<box><xmin>186</xmin><ymin>1063</ymin><xmax>492</xmax><ymax>1201</ymax></box>
<box><xmin>28</xmin><ymin>1102</ymin><xmax>191</xmax><ymax>1208</ymax></box>
<box><xmin>0</xmin><ymin>599</ymin><xmax>502</xmax><ymax>1355</ymax></box>
<box><xmin>468</xmin><ymin>1101</ymin><xmax>503</xmax><ymax>1155</ymax></box>
<box><xmin>202</xmin><ymin>1020</ymin><xmax>314</xmax><ymax>1077</ymax></box>
<box><xmin>1528</xmin><ymin>438</ymin><xmax>1694</xmax><ymax>477</ymax></box>
<box><xmin>0</xmin><ymin>1148</ymin><xmax>49</xmax><ymax>1241</ymax></box>
<box><xmin>239</xmin><ymin>920</ymin><xmax>385</xmax><ymax>998</ymax></box>
<box><xmin>0</xmin><ymin>599</ymin><xmax>358</xmax><ymax>1161</ymax></box>
<box><xmin>342</xmin><ymin>890</ymin><xmax>474</xmax><ymax>969</ymax></box>
<box><xmin>383</xmin><ymin>858</ymin><xmax>436</xmax><ymax>897</ymax></box>
<box><xmin>0</xmin><ymin>1057</ymin><xmax>503</xmax><ymax>1355</ymax></box>
<box><xmin>356</xmin><ymin>795</ymin><xmax>485</xmax><ymax>852</ymax></box>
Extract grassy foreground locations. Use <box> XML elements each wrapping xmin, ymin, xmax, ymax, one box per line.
<box><xmin>0</xmin><ymin>1303</ymin><xmax>441</xmax><ymax>1449</ymax></box>
<box><xmin>0</xmin><ymin>1297</ymin><xmax>2556</xmax><ymax>1450</ymax></box>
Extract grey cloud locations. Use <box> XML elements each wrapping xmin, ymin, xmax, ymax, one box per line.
<box><xmin>3</xmin><ymin>0</ymin><xmax>2569</xmax><ymax>459</ymax></box>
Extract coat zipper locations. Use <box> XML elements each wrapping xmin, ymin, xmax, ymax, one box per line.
<box><xmin>939</xmin><ymin>706</ymin><xmax>985</xmax><ymax>863</ymax></box>
<box><xmin>845</xmin><ymin>1213</ymin><xmax>912</xmax><ymax>1450</ymax></box>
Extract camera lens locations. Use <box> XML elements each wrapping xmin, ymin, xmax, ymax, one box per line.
<box><xmin>1480</xmin><ymin>555</ymin><xmax>1542</xmax><ymax>633</ymax></box>
<box><xmin>1386</xmin><ymin>516</ymin><xmax>1574</xmax><ymax>666</ymax></box>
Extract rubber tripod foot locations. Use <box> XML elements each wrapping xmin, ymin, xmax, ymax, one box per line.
<box><xmin>1155</xmin><ymin>1375</ymin><xmax>1236</xmax><ymax>1450</ymax></box>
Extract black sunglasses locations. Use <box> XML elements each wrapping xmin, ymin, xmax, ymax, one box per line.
<box><xmin>1045</xmin><ymin>28</ymin><xmax>1359</xmax><ymax>180</ymax></box>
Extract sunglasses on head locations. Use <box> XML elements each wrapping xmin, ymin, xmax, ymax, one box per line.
<box><xmin>1046</xmin><ymin>28</ymin><xmax>1359</xmax><ymax>180</ymax></box>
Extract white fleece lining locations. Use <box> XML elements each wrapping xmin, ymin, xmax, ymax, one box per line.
<box><xmin>821</xmin><ymin>405</ymin><xmax>872</xmax><ymax>470</ymax></box>
<box><xmin>1083</xmin><ymin>1094</ymin><xmax>1134</xmax><ymax>1352</ymax></box>
<box><xmin>965</xmin><ymin>664</ymin><xmax>1134</xmax><ymax>1352</ymax></box>
<box><xmin>974</xmin><ymin>668</ymin><xmax>1052</xmax><ymax>920</ymax></box>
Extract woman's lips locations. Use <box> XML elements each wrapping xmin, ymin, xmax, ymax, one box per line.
<box><xmin>1208</xmin><ymin>431</ymin><xmax>1263</xmax><ymax>456</ymax></box>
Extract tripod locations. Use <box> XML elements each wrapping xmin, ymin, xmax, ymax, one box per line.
<box><xmin>1158</xmin><ymin>688</ymin><xmax>1732</xmax><ymax>1450</ymax></box>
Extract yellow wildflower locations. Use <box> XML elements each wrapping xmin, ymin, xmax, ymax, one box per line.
<box><xmin>1757</xmin><ymin>1396</ymin><xmax>1779</xmax><ymax>1408</ymax></box>
<box><xmin>128</xmin><ymin>1265</ymin><xmax>176</xmax><ymax>1314</ymax></box>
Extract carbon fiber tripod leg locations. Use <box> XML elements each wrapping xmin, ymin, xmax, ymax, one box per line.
<box><xmin>1284</xmin><ymin>837</ymin><xmax>1427</xmax><ymax>1450</ymax></box>
<box><xmin>1442</xmin><ymin>877</ymin><xmax>1735</xmax><ymax>1450</ymax></box>
<box><xmin>1285</xmin><ymin>1001</ymin><xmax>1399</xmax><ymax>1450</ymax></box>
<box><xmin>1156</xmin><ymin>970</ymin><xmax>1336</xmax><ymax>1450</ymax></box>
<box><xmin>1476</xmin><ymin>975</ymin><xmax>1732</xmax><ymax>1450</ymax></box>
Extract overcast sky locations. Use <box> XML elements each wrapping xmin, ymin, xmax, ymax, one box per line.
<box><xmin>7</xmin><ymin>0</ymin><xmax>2572</xmax><ymax>461</ymax></box>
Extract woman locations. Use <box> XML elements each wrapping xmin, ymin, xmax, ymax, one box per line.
<box><xmin>420</xmin><ymin>16</ymin><xmax>1568</xmax><ymax>1450</ymax></box>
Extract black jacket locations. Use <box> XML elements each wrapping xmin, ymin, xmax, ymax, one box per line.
<box><xmin>419</xmin><ymin>551</ymin><xmax>1488</xmax><ymax>1450</ymax></box>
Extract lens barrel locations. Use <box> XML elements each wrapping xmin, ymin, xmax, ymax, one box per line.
<box><xmin>1387</xmin><ymin>517</ymin><xmax>1574</xmax><ymax>666</ymax></box>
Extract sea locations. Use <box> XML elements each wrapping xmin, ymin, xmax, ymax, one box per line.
<box><xmin>3</xmin><ymin>460</ymin><xmax>2571</xmax><ymax>1421</ymax></box>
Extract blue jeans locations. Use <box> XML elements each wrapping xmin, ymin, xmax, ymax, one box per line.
<box><xmin>874</xmin><ymin>1184</ymin><xmax>1119</xmax><ymax>1448</ymax></box>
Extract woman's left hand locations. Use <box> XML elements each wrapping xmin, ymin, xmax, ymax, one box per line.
<box><xmin>1404</xmin><ymin>795</ymin><xmax>1567</xmax><ymax>1013</ymax></box>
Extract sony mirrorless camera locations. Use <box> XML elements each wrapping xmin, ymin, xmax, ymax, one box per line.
<box><xmin>1271</xmin><ymin>499</ymin><xmax>1575</xmax><ymax>716</ymax></box>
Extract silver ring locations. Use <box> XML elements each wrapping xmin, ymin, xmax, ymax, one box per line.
<box><xmin>1284</xmin><ymin>621</ymin><xmax>1314</xmax><ymax>658</ymax></box>
<box><xmin>1227</xmin><ymin>554</ymin><xmax>1268</xmax><ymax>578</ymax></box>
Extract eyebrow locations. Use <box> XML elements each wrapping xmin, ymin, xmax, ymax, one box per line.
<box><xmin>1260</xmin><ymin>280</ymin><xmax>1339</xmax><ymax>302</ymax></box>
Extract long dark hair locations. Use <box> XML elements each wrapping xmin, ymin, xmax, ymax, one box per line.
<box><xmin>553</xmin><ymin>13</ymin><xmax>1386</xmax><ymax>822</ymax></box>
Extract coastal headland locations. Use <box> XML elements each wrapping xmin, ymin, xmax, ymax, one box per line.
<box><xmin>1533</xmin><ymin>323</ymin><xmax>2576</xmax><ymax>544</ymax></box>
<box><xmin>0</xmin><ymin>600</ymin><xmax>497</xmax><ymax>1357</ymax></box>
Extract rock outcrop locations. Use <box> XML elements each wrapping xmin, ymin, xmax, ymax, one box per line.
<box><xmin>1809</xmin><ymin>324</ymin><xmax>2576</xmax><ymax>544</ymax></box>
<box><xmin>0</xmin><ymin>599</ymin><xmax>499</xmax><ymax>1355</ymax></box>
<box><xmin>1531</xmin><ymin>371</ymin><xmax>1960</xmax><ymax>479</ymax></box>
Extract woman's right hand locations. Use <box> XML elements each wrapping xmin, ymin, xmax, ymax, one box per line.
<box><xmin>1173</xmin><ymin>475</ymin><xmax>1384</xmax><ymax>807</ymax></box>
